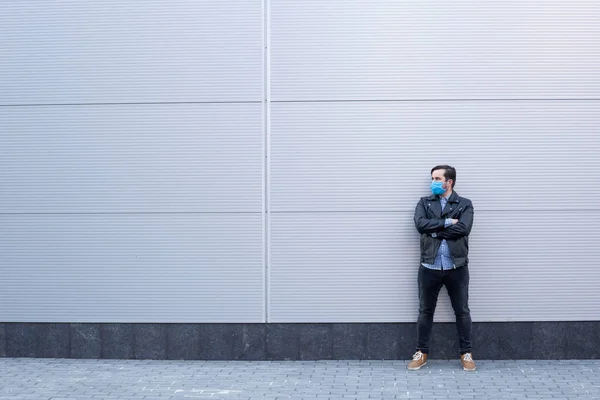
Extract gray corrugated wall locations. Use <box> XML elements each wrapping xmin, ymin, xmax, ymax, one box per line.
<box><xmin>0</xmin><ymin>1</ymin><xmax>265</xmax><ymax>323</ymax></box>
<box><xmin>268</xmin><ymin>0</ymin><xmax>600</xmax><ymax>322</ymax></box>
<box><xmin>1</xmin><ymin>1</ymin><xmax>599</xmax><ymax>323</ymax></box>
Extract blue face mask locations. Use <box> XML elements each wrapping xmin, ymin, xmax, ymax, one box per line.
<box><xmin>430</xmin><ymin>181</ymin><xmax>446</xmax><ymax>195</ymax></box>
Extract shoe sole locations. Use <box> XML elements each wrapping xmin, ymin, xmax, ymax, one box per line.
<box><xmin>462</xmin><ymin>366</ymin><xmax>476</xmax><ymax>371</ymax></box>
<box><xmin>407</xmin><ymin>361</ymin><xmax>427</xmax><ymax>370</ymax></box>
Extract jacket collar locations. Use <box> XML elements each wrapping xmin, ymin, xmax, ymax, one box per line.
<box><xmin>427</xmin><ymin>190</ymin><xmax>460</xmax><ymax>203</ymax></box>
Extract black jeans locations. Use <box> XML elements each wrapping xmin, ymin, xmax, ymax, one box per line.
<box><xmin>417</xmin><ymin>265</ymin><xmax>472</xmax><ymax>355</ymax></box>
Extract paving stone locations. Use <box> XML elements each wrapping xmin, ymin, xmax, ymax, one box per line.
<box><xmin>0</xmin><ymin>359</ymin><xmax>599</xmax><ymax>399</ymax></box>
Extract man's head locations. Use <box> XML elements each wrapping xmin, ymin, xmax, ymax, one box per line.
<box><xmin>430</xmin><ymin>165</ymin><xmax>456</xmax><ymax>196</ymax></box>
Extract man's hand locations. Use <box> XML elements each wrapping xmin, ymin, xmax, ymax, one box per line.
<box><xmin>451</xmin><ymin>219</ymin><xmax>459</xmax><ymax>225</ymax></box>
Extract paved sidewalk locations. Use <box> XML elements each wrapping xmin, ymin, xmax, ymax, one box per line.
<box><xmin>0</xmin><ymin>359</ymin><xmax>599</xmax><ymax>400</ymax></box>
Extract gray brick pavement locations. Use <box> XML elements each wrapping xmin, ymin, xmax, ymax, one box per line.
<box><xmin>0</xmin><ymin>359</ymin><xmax>598</xmax><ymax>400</ymax></box>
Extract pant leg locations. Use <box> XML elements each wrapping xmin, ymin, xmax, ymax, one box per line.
<box><xmin>444</xmin><ymin>265</ymin><xmax>472</xmax><ymax>354</ymax></box>
<box><xmin>416</xmin><ymin>266</ymin><xmax>444</xmax><ymax>354</ymax></box>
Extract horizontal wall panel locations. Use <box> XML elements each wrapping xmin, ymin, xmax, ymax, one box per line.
<box><xmin>0</xmin><ymin>103</ymin><xmax>262</xmax><ymax>213</ymax></box>
<box><xmin>269</xmin><ymin>211</ymin><xmax>600</xmax><ymax>322</ymax></box>
<box><xmin>271</xmin><ymin>101</ymin><xmax>600</xmax><ymax>212</ymax></box>
<box><xmin>271</xmin><ymin>0</ymin><xmax>600</xmax><ymax>101</ymax></box>
<box><xmin>0</xmin><ymin>214</ymin><xmax>264</xmax><ymax>323</ymax></box>
<box><xmin>270</xmin><ymin>212</ymin><xmax>422</xmax><ymax>323</ymax></box>
<box><xmin>0</xmin><ymin>0</ymin><xmax>262</xmax><ymax>104</ymax></box>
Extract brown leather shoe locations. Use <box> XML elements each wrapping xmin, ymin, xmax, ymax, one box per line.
<box><xmin>460</xmin><ymin>353</ymin><xmax>476</xmax><ymax>371</ymax></box>
<box><xmin>407</xmin><ymin>351</ymin><xmax>428</xmax><ymax>370</ymax></box>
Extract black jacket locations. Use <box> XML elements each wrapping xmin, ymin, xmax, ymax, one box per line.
<box><xmin>413</xmin><ymin>191</ymin><xmax>474</xmax><ymax>268</ymax></box>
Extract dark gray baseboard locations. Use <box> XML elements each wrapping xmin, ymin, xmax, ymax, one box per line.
<box><xmin>1</xmin><ymin>322</ymin><xmax>598</xmax><ymax>360</ymax></box>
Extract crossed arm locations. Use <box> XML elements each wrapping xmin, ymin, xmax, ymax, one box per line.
<box><xmin>413</xmin><ymin>200</ymin><xmax>474</xmax><ymax>239</ymax></box>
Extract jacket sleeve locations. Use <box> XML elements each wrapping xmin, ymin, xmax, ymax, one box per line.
<box><xmin>437</xmin><ymin>201</ymin><xmax>474</xmax><ymax>239</ymax></box>
<box><xmin>414</xmin><ymin>198</ymin><xmax>446</xmax><ymax>234</ymax></box>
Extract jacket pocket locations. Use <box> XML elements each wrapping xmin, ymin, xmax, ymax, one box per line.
<box><xmin>420</xmin><ymin>234</ymin><xmax>436</xmax><ymax>262</ymax></box>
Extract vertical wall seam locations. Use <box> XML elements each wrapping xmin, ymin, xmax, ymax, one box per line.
<box><xmin>262</xmin><ymin>0</ymin><xmax>271</xmax><ymax>323</ymax></box>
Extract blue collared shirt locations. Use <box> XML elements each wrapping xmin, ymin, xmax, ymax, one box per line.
<box><xmin>422</xmin><ymin>196</ymin><xmax>455</xmax><ymax>270</ymax></box>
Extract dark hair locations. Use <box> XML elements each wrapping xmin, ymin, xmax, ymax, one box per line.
<box><xmin>431</xmin><ymin>165</ymin><xmax>456</xmax><ymax>188</ymax></box>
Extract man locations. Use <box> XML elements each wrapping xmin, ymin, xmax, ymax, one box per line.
<box><xmin>408</xmin><ymin>165</ymin><xmax>476</xmax><ymax>371</ymax></box>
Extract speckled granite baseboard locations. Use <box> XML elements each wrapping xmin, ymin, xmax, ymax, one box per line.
<box><xmin>1</xmin><ymin>322</ymin><xmax>598</xmax><ymax>360</ymax></box>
